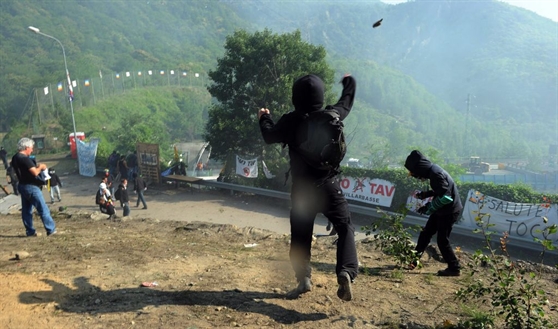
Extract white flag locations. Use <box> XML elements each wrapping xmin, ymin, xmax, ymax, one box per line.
<box><xmin>262</xmin><ymin>161</ymin><xmax>275</xmax><ymax>179</ymax></box>
<box><xmin>235</xmin><ymin>155</ymin><xmax>258</xmax><ymax>178</ymax></box>
<box><xmin>43</xmin><ymin>87</ymin><xmax>49</xmax><ymax>95</ymax></box>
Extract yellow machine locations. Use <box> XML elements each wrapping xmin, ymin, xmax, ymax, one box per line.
<box><xmin>468</xmin><ymin>156</ymin><xmax>490</xmax><ymax>174</ymax></box>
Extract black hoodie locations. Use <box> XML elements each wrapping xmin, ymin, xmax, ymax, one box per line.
<box><xmin>404</xmin><ymin>150</ymin><xmax>463</xmax><ymax>215</ymax></box>
<box><xmin>259</xmin><ymin>74</ymin><xmax>356</xmax><ymax>182</ymax></box>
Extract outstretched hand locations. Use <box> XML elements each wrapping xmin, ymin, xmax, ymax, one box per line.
<box><xmin>258</xmin><ymin>108</ymin><xmax>270</xmax><ymax>119</ymax></box>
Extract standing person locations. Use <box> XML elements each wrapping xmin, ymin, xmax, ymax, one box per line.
<box><xmin>404</xmin><ymin>150</ymin><xmax>463</xmax><ymax>276</ymax></box>
<box><xmin>258</xmin><ymin>74</ymin><xmax>358</xmax><ymax>301</ymax></box>
<box><xmin>0</xmin><ymin>146</ymin><xmax>8</xmax><ymax>169</ymax></box>
<box><xmin>117</xmin><ymin>178</ymin><xmax>130</xmax><ymax>217</ymax></box>
<box><xmin>6</xmin><ymin>161</ymin><xmax>19</xmax><ymax>196</ymax></box>
<box><xmin>104</xmin><ymin>168</ymin><xmax>117</xmax><ymax>196</ymax></box>
<box><xmin>108</xmin><ymin>150</ymin><xmax>119</xmax><ymax>176</ymax></box>
<box><xmin>133</xmin><ymin>173</ymin><xmax>147</xmax><ymax>209</ymax></box>
<box><xmin>48</xmin><ymin>169</ymin><xmax>62</xmax><ymax>203</ymax></box>
<box><xmin>127</xmin><ymin>151</ymin><xmax>138</xmax><ymax>178</ymax></box>
<box><xmin>118</xmin><ymin>155</ymin><xmax>129</xmax><ymax>180</ymax></box>
<box><xmin>11</xmin><ymin>138</ymin><xmax>57</xmax><ymax>236</ymax></box>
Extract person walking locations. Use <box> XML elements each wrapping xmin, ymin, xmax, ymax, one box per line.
<box><xmin>404</xmin><ymin>150</ymin><xmax>463</xmax><ymax>276</ymax></box>
<box><xmin>133</xmin><ymin>173</ymin><xmax>148</xmax><ymax>209</ymax></box>
<box><xmin>6</xmin><ymin>161</ymin><xmax>19</xmax><ymax>196</ymax></box>
<box><xmin>11</xmin><ymin>138</ymin><xmax>57</xmax><ymax>236</ymax></box>
<box><xmin>117</xmin><ymin>178</ymin><xmax>131</xmax><ymax>217</ymax></box>
<box><xmin>0</xmin><ymin>146</ymin><xmax>8</xmax><ymax>169</ymax></box>
<box><xmin>258</xmin><ymin>74</ymin><xmax>358</xmax><ymax>301</ymax></box>
<box><xmin>48</xmin><ymin>169</ymin><xmax>62</xmax><ymax>203</ymax></box>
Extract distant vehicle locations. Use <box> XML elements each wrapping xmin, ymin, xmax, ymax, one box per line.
<box><xmin>466</xmin><ymin>156</ymin><xmax>490</xmax><ymax>174</ymax></box>
<box><xmin>347</xmin><ymin>158</ymin><xmax>363</xmax><ymax>168</ymax></box>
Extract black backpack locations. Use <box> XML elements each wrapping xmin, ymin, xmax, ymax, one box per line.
<box><xmin>293</xmin><ymin>108</ymin><xmax>346</xmax><ymax>171</ymax></box>
<box><xmin>114</xmin><ymin>187</ymin><xmax>121</xmax><ymax>201</ymax></box>
<box><xmin>95</xmin><ymin>189</ymin><xmax>102</xmax><ymax>205</ymax></box>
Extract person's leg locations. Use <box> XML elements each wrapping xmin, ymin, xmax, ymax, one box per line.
<box><xmin>123</xmin><ymin>203</ymin><xmax>130</xmax><ymax>216</ymax></box>
<box><xmin>322</xmin><ymin>179</ymin><xmax>358</xmax><ymax>301</ymax></box>
<box><xmin>27</xmin><ymin>185</ymin><xmax>56</xmax><ymax>235</ymax></box>
<box><xmin>286</xmin><ymin>182</ymin><xmax>317</xmax><ymax>299</ymax></box>
<box><xmin>322</xmin><ymin>180</ymin><xmax>358</xmax><ymax>280</ymax></box>
<box><xmin>289</xmin><ymin>204</ymin><xmax>316</xmax><ymax>281</ymax></box>
<box><xmin>55</xmin><ymin>185</ymin><xmax>61</xmax><ymax>201</ymax></box>
<box><xmin>12</xmin><ymin>182</ymin><xmax>19</xmax><ymax>195</ymax></box>
<box><xmin>50</xmin><ymin>186</ymin><xmax>55</xmax><ymax>203</ymax></box>
<box><xmin>408</xmin><ymin>214</ymin><xmax>439</xmax><ymax>269</ymax></box>
<box><xmin>436</xmin><ymin>212</ymin><xmax>461</xmax><ymax>272</ymax></box>
<box><xmin>138</xmin><ymin>191</ymin><xmax>147</xmax><ymax>208</ymax></box>
<box><xmin>18</xmin><ymin>184</ymin><xmax>36</xmax><ymax>236</ymax></box>
<box><xmin>415</xmin><ymin>215</ymin><xmax>438</xmax><ymax>254</ymax></box>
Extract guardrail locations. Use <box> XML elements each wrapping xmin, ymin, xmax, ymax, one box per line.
<box><xmin>198</xmin><ymin>180</ymin><xmax>558</xmax><ymax>262</ymax></box>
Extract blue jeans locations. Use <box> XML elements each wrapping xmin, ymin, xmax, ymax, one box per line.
<box><xmin>136</xmin><ymin>190</ymin><xmax>147</xmax><ymax>208</ymax></box>
<box><xmin>18</xmin><ymin>184</ymin><xmax>56</xmax><ymax>236</ymax></box>
<box><xmin>122</xmin><ymin>202</ymin><xmax>130</xmax><ymax>216</ymax></box>
<box><xmin>50</xmin><ymin>185</ymin><xmax>61</xmax><ymax>202</ymax></box>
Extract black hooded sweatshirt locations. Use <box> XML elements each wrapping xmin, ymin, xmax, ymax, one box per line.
<box><xmin>404</xmin><ymin>150</ymin><xmax>463</xmax><ymax>215</ymax></box>
<box><xmin>259</xmin><ymin>74</ymin><xmax>356</xmax><ymax>183</ymax></box>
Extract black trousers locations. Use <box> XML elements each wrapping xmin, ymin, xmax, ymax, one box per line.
<box><xmin>416</xmin><ymin>211</ymin><xmax>460</xmax><ymax>269</ymax></box>
<box><xmin>290</xmin><ymin>178</ymin><xmax>359</xmax><ymax>282</ymax></box>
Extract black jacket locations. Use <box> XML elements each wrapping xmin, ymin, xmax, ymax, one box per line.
<box><xmin>118</xmin><ymin>184</ymin><xmax>130</xmax><ymax>203</ymax></box>
<box><xmin>134</xmin><ymin>176</ymin><xmax>146</xmax><ymax>192</ymax></box>
<box><xmin>404</xmin><ymin>150</ymin><xmax>463</xmax><ymax>215</ymax></box>
<box><xmin>48</xmin><ymin>172</ymin><xmax>62</xmax><ymax>187</ymax></box>
<box><xmin>259</xmin><ymin>75</ymin><xmax>356</xmax><ymax>183</ymax></box>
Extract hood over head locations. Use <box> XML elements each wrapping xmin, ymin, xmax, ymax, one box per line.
<box><xmin>292</xmin><ymin>74</ymin><xmax>324</xmax><ymax>113</ymax></box>
<box><xmin>404</xmin><ymin>150</ymin><xmax>432</xmax><ymax>179</ymax></box>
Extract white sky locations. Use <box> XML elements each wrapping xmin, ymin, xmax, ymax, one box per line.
<box><xmin>381</xmin><ymin>0</ymin><xmax>558</xmax><ymax>22</ymax></box>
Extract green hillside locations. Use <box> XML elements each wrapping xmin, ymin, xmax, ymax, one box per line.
<box><xmin>0</xmin><ymin>0</ymin><xmax>556</xmax><ymax>164</ymax></box>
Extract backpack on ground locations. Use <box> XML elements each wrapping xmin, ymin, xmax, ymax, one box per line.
<box><xmin>95</xmin><ymin>189</ymin><xmax>102</xmax><ymax>205</ymax></box>
<box><xmin>114</xmin><ymin>187</ymin><xmax>121</xmax><ymax>201</ymax></box>
<box><xmin>293</xmin><ymin>107</ymin><xmax>346</xmax><ymax>171</ymax></box>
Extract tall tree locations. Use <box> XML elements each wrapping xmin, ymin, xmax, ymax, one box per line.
<box><xmin>205</xmin><ymin>29</ymin><xmax>334</xmax><ymax>165</ymax></box>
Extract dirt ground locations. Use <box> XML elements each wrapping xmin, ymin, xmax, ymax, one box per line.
<box><xmin>0</xmin><ymin>159</ymin><xmax>557</xmax><ymax>329</ymax></box>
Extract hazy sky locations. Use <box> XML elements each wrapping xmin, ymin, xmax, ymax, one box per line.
<box><xmin>381</xmin><ymin>0</ymin><xmax>558</xmax><ymax>22</ymax></box>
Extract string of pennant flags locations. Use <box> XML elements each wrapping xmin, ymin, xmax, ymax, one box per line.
<box><xmin>32</xmin><ymin>69</ymin><xmax>206</xmax><ymax>123</ymax></box>
<box><xmin>42</xmin><ymin>69</ymin><xmax>203</xmax><ymax>96</ymax></box>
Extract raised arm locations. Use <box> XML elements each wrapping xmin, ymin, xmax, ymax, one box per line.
<box><xmin>329</xmin><ymin>75</ymin><xmax>356</xmax><ymax>121</ymax></box>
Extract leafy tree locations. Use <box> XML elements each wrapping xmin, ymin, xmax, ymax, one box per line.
<box><xmin>205</xmin><ymin>29</ymin><xmax>335</xmax><ymax>169</ymax></box>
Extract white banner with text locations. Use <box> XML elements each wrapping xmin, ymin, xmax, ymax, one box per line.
<box><xmin>462</xmin><ymin>189</ymin><xmax>558</xmax><ymax>242</ymax></box>
<box><xmin>339</xmin><ymin>177</ymin><xmax>395</xmax><ymax>207</ymax></box>
<box><xmin>235</xmin><ymin>156</ymin><xmax>258</xmax><ymax>178</ymax></box>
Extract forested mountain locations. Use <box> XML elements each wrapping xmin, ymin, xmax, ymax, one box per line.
<box><xmin>0</xmin><ymin>0</ymin><xmax>556</xmax><ymax>162</ymax></box>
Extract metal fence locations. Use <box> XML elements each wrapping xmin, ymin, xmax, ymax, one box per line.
<box><xmin>460</xmin><ymin>173</ymin><xmax>558</xmax><ymax>192</ymax></box>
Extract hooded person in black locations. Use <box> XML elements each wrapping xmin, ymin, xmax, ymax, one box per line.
<box><xmin>258</xmin><ymin>74</ymin><xmax>358</xmax><ymax>301</ymax></box>
<box><xmin>404</xmin><ymin>150</ymin><xmax>463</xmax><ymax>276</ymax></box>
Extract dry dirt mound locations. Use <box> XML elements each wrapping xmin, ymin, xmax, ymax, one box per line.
<box><xmin>0</xmin><ymin>209</ymin><xmax>557</xmax><ymax>329</ymax></box>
